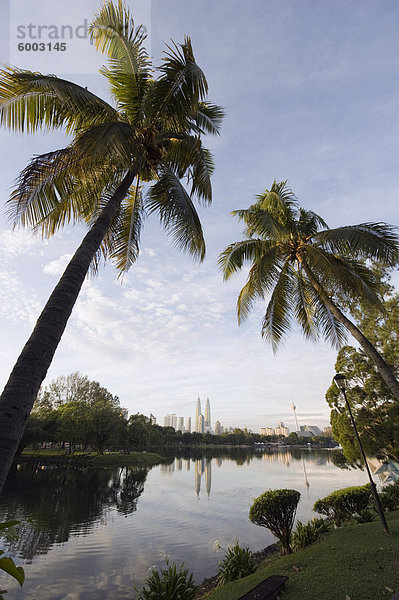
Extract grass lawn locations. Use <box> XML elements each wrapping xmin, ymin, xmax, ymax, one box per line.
<box><xmin>203</xmin><ymin>511</ymin><xmax>399</xmax><ymax>600</ymax></box>
<box><xmin>20</xmin><ymin>449</ymin><xmax>168</xmax><ymax>468</ymax></box>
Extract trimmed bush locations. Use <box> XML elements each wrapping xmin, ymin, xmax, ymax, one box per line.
<box><xmin>380</xmin><ymin>480</ymin><xmax>399</xmax><ymax>512</ymax></box>
<box><xmin>313</xmin><ymin>484</ymin><xmax>372</xmax><ymax>526</ymax></box>
<box><xmin>217</xmin><ymin>541</ymin><xmax>257</xmax><ymax>586</ymax></box>
<box><xmin>137</xmin><ymin>561</ymin><xmax>197</xmax><ymax>600</ymax></box>
<box><xmin>291</xmin><ymin>518</ymin><xmax>330</xmax><ymax>552</ymax></box>
<box><xmin>249</xmin><ymin>489</ymin><xmax>300</xmax><ymax>554</ymax></box>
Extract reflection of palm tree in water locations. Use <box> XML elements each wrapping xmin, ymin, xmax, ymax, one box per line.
<box><xmin>0</xmin><ymin>464</ymin><xmax>148</xmax><ymax>559</ymax></box>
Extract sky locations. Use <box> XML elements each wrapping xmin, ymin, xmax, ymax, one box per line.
<box><xmin>0</xmin><ymin>0</ymin><xmax>399</xmax><ymax>433</ymax></box>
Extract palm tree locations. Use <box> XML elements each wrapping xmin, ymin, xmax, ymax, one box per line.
<box><xmin>0</xmin><ymin>0</ymin><xmax>223</xmax><ymax>491</ymax></box>
<box><xmin>219</xmin><ymin>181</ymin><xmax>399</xmax><ymax>400</ymax></box>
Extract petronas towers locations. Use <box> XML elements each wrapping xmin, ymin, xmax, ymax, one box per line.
<box><xmin>195</xmin><ymin>397</ymin><xmax>211</xmax><ymax>433</ymax></box>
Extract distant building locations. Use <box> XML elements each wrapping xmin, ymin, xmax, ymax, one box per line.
<box><xmin>275</xmin><ymin>422</ymin><xmax>289</xmax><ymax>437</ymax></box>
<box><xmin>205</xmin><ymin>398</ymin><xmax>211</xmax><ymax>428</ymax></box>
<box><xmin>260</xmin><ymin>427</ymin><xmax>275</xmax><ymax>436</ymax></box>
<box><xmin>177</xmin><ymin>416</ymin><xmax>184</xmax><ymax>432</ymax></box>
<box><xmin>296</xmin><ymin>425</ymin><xmax>322</xmax><ymax>438</ymax></box>
<box><xmin>197</xmin><ymin>414</ymin><xmax>204</xmax><ymax>434</ymax></box>
<box><xmin>120</xmin><ymin>408</ymin><xmax>129</xmax><ymax>420</ymax></box>
<box><xmin>214</xmin><ymin>420</ymin><xmax>222</xmax><ymax>435</ymax></box>
<box><xmin>185</xmin><ymin>416</ymin><xmax>192</xmax><ymax>433</ymax></box>
<box><xmin>195</xmin><ymin>397</ymin><xmax>202</xmax><ymax>433</ymax></box>
<box><xmin>149</xmin><ymin>413</ymin><xmax>157</xmax><ymax>425</ymax></box>
<box><xmin>164</xmin><ymin>414</ymin><xmax>177</xmax><ymax>429</ymax></box>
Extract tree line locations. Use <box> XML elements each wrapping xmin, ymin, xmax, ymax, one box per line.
<box><xmin>20</xmin><ymin>372</ymin><xmax>334</xmax><ymax>455</ymax></box>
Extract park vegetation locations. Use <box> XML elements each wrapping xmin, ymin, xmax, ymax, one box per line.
<box><xmin>249</xmin><ymin>489</ymin><xmax>301</xmax><ymax>554</ymax></box>
<box><xmin>326</xmin><ymin>279</ymin><xmax>399</xmax><ymax>463</ymax></box>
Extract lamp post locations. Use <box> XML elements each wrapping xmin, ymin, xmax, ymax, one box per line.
<box><xmin>333</xmin><ymin>373</ymin><xmax>389</xmax><ymax>534</ymax></box>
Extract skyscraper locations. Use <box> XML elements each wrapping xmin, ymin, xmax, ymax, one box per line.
<box><xmin>164</xmin><ymin>414</ymin><xmax>177</xmax><ymax>429</ymax></box>
<box><xmin>205</xmin><ymin>397</ymin><xmax>211</xmax><ymax>428</ymax></box>
<box><xmin>177</xmin><ymin>416</ymin><xmax>184</xmax><ymax>432</ymax></box>
<box><xmin>185</xmin><ymin>416</ymin><xmax>192</xmax><ymax>433</ymax></box>
<box><xmin>195</xmin><ymin>397</ymin><xmax>202</xmax><ymax>433</ymax></box>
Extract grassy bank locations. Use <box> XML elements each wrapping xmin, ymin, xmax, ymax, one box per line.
<box><xmin>203</xmin><ymin>511</ymin><xmax>399</xmax><ymax>600</ymax></box>
<box><xmin>20</xmin><ymin>449</ymin><xmax>168</xmax><ymax>468</ymax></box>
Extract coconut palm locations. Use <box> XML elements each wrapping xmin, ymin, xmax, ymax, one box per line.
<box><xmin>219</xmin><ymin>181</ymin><xmax>399</xmax><ymax>400</ymax></box>
<box><xmin>0</xmin><ymin>0</ymin><xmax>223</xmax><ymax>491</ymax></box>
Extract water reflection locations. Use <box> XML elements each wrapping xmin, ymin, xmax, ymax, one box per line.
<box><xmin>0</xmin><ymin>449</ymin><xmax>368</xmax><ymax>600</ymax></box>
<box><xmin>158</xmin><ymin>447</ymin><xmax>335</xmax><ymax>498</ymax></box>
<box><xmin>0</xmin><ymin>464</ymin><xmax>148</xmax><ymax>561</ymax></box>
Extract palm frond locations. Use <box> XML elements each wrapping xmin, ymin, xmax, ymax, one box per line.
<box><xmin>307</xmin><ymin>285</ymin><xmax>348</xmax><ymax>349</ymax></box>
<box><xmin>261</xmin><ymin>261</ymin><xmax>294</xmax><ymax>352</ymax></box>
<box><xmin>218</xmin><ymin>239</ymin><xmax>273</xmax><ymax>280</ymax></box>
<box><xmin>303</xmin><ymin>245</ymin><xmax>382</xmax><ymax>307</ymax></box>
<box><xmin>146</xmin><ymin>168</ymin><xmax>205</xmax><ymax>260</ymax></box>
<box><xmin>99</xmin><ymin>179</ymin><xmax>145</xmax><ymax>274</ymax></box>
<box><xmin>190</xmin><ymin>102</ymin><xmax>224</xmax><ymax>136</ymax></box>
<box><xmin>89</xmin><ymin>0</ymin><xmax>151</xmax><ymax>123</ymax></box>
<box><xmin>7</xmin><ymin>148</ymin><xmax>126</xmax><ymax>236</ymax></box>
<box><xmin>148</xmin><ymin>37</ymin><xmax>208</xmax><ymax>128</ymax></box>
<box><xmin>298</xmin><ymin>207</ymin><xmax>328</xmax><ymax>236</ymax></box>
<box><xmin>232</xmin><ymin>206</ymin><xmax>286</xmax><ymax>240</ymax></box>
<box><xmin>0</xmin><ymin>68</ymin><xmax>119</xmax><ymax>134</ymax></box>
<box><xmin>71</xmin><ymin>121</ymin><xmax>142</xmax><ymax>169</ymax></box>
<box><xmin>189</xmin><ymin>146</ymin><xmax>214</xmax><ymax>203</ymax></box>
<box><xmin>291</xmin><ymin>270</ymin><xmax>319</xmax><ymax>342</ymax></box>
<box><xmin>256</xmin><ymin>180</ymin><xmax>298</xmax><ymax>226</ymax></box>
<box><xmin>314</xmin><ymin>223</ymin><xmax>399</xmax><ymax>267</ymax></box>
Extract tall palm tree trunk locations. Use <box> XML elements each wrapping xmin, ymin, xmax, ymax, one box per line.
<box><xmin>300</xmin><ymin>259</ymin><xmax>399</xmax><ymax>401</ymax></box>
<box><xmin>0</xmin><ymin>170</ymin><xmax>136</xmax><ymax>493</ymax></box>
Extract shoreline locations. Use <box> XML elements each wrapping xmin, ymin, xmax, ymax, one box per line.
<box><xmin>194</xmin><ymin>543</ymin><xmax>279</xmax><ymax>598</ymax></box>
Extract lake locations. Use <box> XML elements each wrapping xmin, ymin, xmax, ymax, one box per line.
<box><xmin>0</xmin><ymin>448</ymin><xmax>368</xmax><ymax>599</ymax></box>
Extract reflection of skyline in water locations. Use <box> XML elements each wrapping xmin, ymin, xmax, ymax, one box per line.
<box><xmin>159</xmin><ymin>448</ymin><xmax>334</xmax><ymax>497</ymax></box>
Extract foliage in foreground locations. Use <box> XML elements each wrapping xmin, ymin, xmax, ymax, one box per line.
<box><xmin>137</xmin><ymin>561</ymin><xmax>197</xmax><ymax>600</ymax></box>
<box><xmin>216</xmin><ymin>541</ymin><xmax>257</xmax><ymax>586</ymax></box>
<box><xmin>0</xmin><ymin>521</ymin><xmax>25</xmax><ymax>599</ymax></box>
<box><xmin>380</xmin><ymin>480</ymin><xmax>399</xmax><ymax>512</ymax></box>
<box><xmin>313</xmin><ymin>484</ymin><xmax>372</xmax><ymax>526</ymax></box>
<box><xmin>249</xmin><ymin>489</ymin><xmax>300</xmax><ymax>554</ymax></box>
<box><xmin>290</xmin><ymin>518</ymin><xmax>330</xmax><ymax>552</ymax></box>
<box><xmin>203</xmin><ymin>511</ymin><xmax>399</xmax><ymax>600</ymax></box>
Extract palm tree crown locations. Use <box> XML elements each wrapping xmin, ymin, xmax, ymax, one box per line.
<box><xmin>0</xmin><ymin>0</ymin><xmax>223</xmax><ymax>492</ymax></box>
<box><xmin>219</xmin><ymin>181</ymin><xmax>399</xmax><ymax>398</ymax></box>
<box><xmin>0</xmin><ymin>0</ymin><xmax>223</xmax><ymax>270</ymax></box>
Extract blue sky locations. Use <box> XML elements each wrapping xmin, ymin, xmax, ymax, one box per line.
<box><xmin>0</xmin><ymin>0</ymin><xmax>398</xmax><ymax>432</ymax></box>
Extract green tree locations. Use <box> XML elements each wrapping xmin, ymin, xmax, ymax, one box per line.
<box><xmin>56</xmin><ymin>401</ymin><xmax>89</xmax><ymax>454</ymax></box>
<box><xmin>0</xmin><ymin>0</ymin><xmax>223</xmax><ymax>491</ymax></box>
<box><xmin>219</xmin><ymin>181</ymin><xmax>399</xmax><ymax>398</ymax></box>
<box><xmin>326</xmin><ymin>288</ymin><xmax>399</xmax><ymax>462</ymax></box>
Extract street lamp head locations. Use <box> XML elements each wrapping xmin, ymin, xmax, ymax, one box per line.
<box><xmin>334</xmin><ymin>373</ymin><xmax>346</xmax><ymax>391</ymax></box>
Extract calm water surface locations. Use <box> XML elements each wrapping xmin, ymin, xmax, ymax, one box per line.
<box><xmin>0</xmin><ymin>448</ymin><xmax>368</xmax><ymax>599</ymax></box>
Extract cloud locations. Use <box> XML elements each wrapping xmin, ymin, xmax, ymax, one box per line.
<box><xmin>43</xmin><ymin>254</ymin><xmax>73</xmax><ymax>276</ymax></box>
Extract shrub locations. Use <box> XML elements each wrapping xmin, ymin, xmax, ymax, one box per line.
<box><xmin>291</xmin><ymin>518</ymin><xmax>330</xmax><ymax>552</ymax></box>
<box><xmin>249</xmin><ymin>489</ymin><xmax>301</xmax><ymax>554</ymax></box>
<box><xmin>137</xmin><ymin>561</ymin><xmax>197</xmax><ymax>600</ymax></box>
<box><xmin>313</xmin><ymin>484</ymin><xmax>371</xmax><ymax>526</ymax></box>
<box><xmin>0</xmin><ymin>521</ymin><xmax>25</xmax><ymax>598</ymax></box>
<box><xmin>380</xmin><ymin>480</ymin><xmax>399</xmax><ymax>512</ymax></box>
<box><xmin>217</xmin><ymin>541</ymin><xmax>257</xmax><ymax>586</ymax></box>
